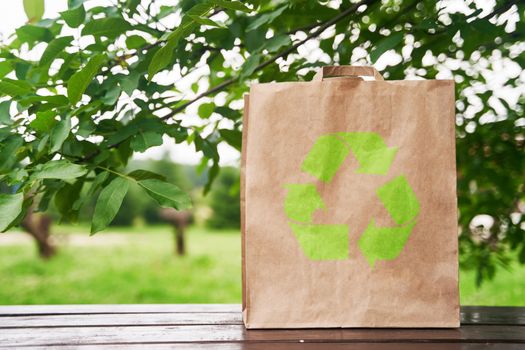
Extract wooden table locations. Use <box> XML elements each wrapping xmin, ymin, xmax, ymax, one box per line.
<box><xmin>0</xmin><ymin>305</ymin><xmax>524</xmax><ymax>348</ymax></box>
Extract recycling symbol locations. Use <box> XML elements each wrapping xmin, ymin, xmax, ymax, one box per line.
<box><xmin>284</xmin><ymin>132</ymin><xmax>420</xmax><ymax>267</ymax></box>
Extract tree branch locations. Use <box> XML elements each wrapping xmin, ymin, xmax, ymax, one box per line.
<box><xmin>484</xmin><ymin>0</ymin><xmax>516</xmax><ymax>21</ymax></box>
<box><xmin>79</xmin><ymin>0</ymin><xmax>376</xmax><ymax>162</ymax></box>
<box><xmin>160</xmin><ymin>0</ymin><xmax>378</xmax><ymax>121</ymax></box>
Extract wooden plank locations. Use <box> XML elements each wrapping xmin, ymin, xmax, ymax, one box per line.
<box><xmin>243</xmin><ymin>326</ymin><xmax>525</xmax><ymax>342</ymax></box>
<box><xmin>0</xmin><ymin>304</ymin><xmax>240</xmax><ymax>316</ymax></box>
<box><xmin>1</xmin><ymin>324</ymin><xmax>524</xmax><ymax>347</ymax></box>
<box><xmin>461</xmin><ymin>306</ymin><xmax>525</xmax><ymax>325</ymax></box>
<box><xmin>1</xmin><ymin>305</ymin><xmax>523</xmax><ymax>324</ymax></box>
<box><xmin>1</xmin><ymin>307</ymin><xmax>523</xmax><ymax>328</ymax></box>
<box><xmin>1</xmin><ymin>305</ymin><xmax>524</xmax><ymax>348</ymax></box>
<box><xmin>0</xmin><ymin>312</ymin><xmax>243</xmax><ymax>328</ymax></box>
<box><xmin>17</xmin><ymin>343</ymin><xmax>525</xmax><ymax>350</ymax></box>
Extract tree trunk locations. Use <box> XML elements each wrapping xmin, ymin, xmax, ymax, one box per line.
<box><xmin>174</xmin><ymin>227</ymin><xmax>185</xmax><ymax>256</ymax></box>
<box><xmin>21</xmin><ymin>212</ymin><xmax>56</xmax><ymax>259</ymax></box>
<box><xmin>159</xmin><ymin>208</ymin><xmax>191</xmax><ymax>257</ymax></box>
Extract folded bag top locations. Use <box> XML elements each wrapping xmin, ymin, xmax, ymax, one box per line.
<box><xmin>313</xmin><ymin>65</ymin><xmax>385</xmax><ymax>81</ymax></box>
<box><xmin>241</xmin><ymin>65</ymin><xmax>459</xmax><ymax>329</ymax></box>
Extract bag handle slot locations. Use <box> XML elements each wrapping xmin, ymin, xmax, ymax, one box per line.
<box><xmin>314</xmin><ymin>66</ymin><xmax>384</xmax><ymax>81</ymax></box>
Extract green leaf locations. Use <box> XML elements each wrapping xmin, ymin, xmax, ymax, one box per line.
<box><xmin>15</xmin><ymin>24</ymin><xmax>52</xmax><ymax>44</ymax></box>
<box><xmin>0</xmin><ymin>128</ymin><xmax>11</xmax><ymax>142</ymax></box>
<box><xmin>30</xmin><ymin>110</ymin><xmax>57</xmax><ymax>133</ymax></box>
<box><xmin>138</xmin><ymin>179</ymin><xmax>192</xmax><ymax>210</ymax></box>
<box><xmin>8</xmin><ymin>168</ymin><xmax>29</xmax><ymax>183</ymax></box>
<box><xmin>198</xmin><ymin>102</ymin><xmax>215</xmax><ymax>119</ymax></box>
<box><xmin>125</xmin><ymin>0</ymin><xmax>141</xmax><ymax>15</ymax></box>
<box><xmin>104</xmin><ymin>116</ymin><xmax>165</xmax><ymax>145</ymax></box>
<box><xmin>208</xmin><ymin>0</ymin><xmax>251</xmax><ymax>12</ymax></box>
<box><xmin>82</xmin><ymin>17</ymin><xmax>132</xmax><ymax>38</ymax></box>
<box><xmin>37</xmin><ymin>186</ymin><xmax>56</xmax><ymax>212</ymax></box>
<box><xmin>193</xmin><ymin>134</ymin><xmax>218</xmax><ymax>159</ymax></box>
<box><xmin>185</xmin><ymin>2</ymin><xmax>216</xmax><ymax>17</ymax></box>
<box><xmin>215</xmin><ymin>106</ymin><xmax>240</xmax><ymax>120</ymax></box>
<box><xmin>40</xmin><ymin>36</ymin><xmax>73</xmax><ymax>67</ymax></box>
<box><xmin>60</xmin><ymin>4</ymin><xmax>85</xmax><ymax>28</ymax></box>
<box><xmin>188</xmin><ymin>15</ymin><xmax>224</xmax><ymax>28</ymax></box>
<box><xmin>148</xmin><ymin>2</ymin><xmax>215</xmax><ymax>79</ymax></box>
<box><xmin>91</xmin><ymin>176</ymin><xmax>130</xmax><ymax>234</ymax></box>
<box><xmin>68</xmin><ymin>0</ymin><xmax>85</xmax><ymax>9</ymax></box>
<box><xmin>0</xmin><ymin>193</ymin><xmax>24</xmax><ymax>232</ymax></box>
<box><xmin>204</xmin><ymin>159</ymin><xmax>219</xmax><ymax>194</ymax></box>
<box><xmin>23</xmin><ymin>0</ymin><xmax>45</xmax><ymax>23</ymax></box>
<box><xmin>130</xmin><ymin>131</ymin><xmax>163</xmax><ymax>152</ymax></box>
<box><xmin>0</xmin><ymin>101</ymin><xmax>12</xmax><ymax>126</ymax></box>
<box><xmin>101</xmin><ymin>86</ymin><xmax>121</xmax><ymax>105</ymax></box>
<box><xmin>239</xmin><ymin>54</ymin><xmax>261</xmax><ymax>79</ymax></box>
<box><xmin>219</xmin><ymin>128</ymin><xmax>241</xmax><ymax>151</ymax></box>
<box><xmin>54</xmin><ymin>180</ymin><xmax>83</xmax><ymax>221</ymax></box>
<box><xmin>128</xmin><ymin>169</ymin><xmax>166</xmax><ymax>181</ymax></box>
<box><xmin>15</xmin><ymin>61</ymin><xmax>31</xmax><ymax>80</ymax></box>
<box><xmin>76</xmin><ymin>117</ymin><xmax>96</xmax><ymax>138</ymax></box>
<box><xmin>0</xmin><ymin>79</ymin><xmax>33</xmax><ymax>97</ymax></box>
<box><xmin>35</xmin><ymin>134</ymin><xmax>49</xmax><ymax>156</ymax></box>
<box><xmin>147</xmin><ymin>40</ymin><xmax>179</xmax><ymax>79</ymax></box>
<box><xmin>157</xmin><ymin>5</ymin><xmax>175</xmax><ymax>19</ymax></box>
<box><xmin>125</xmin><ymin>35</ymin><xmax>147</xmax><ymax>49</ymax></box>
<box><xmin>34</xmin><ymin>160</ymin><xmax>88</xmax><ymax>180</ymax></box>
<box><xmin>263</xmin><ymin>34</ymin><xmax>291</xmax><ymax>52</ymax></box>
<box><xmin>246</xmin><ymin>6</ymin><xmax>286</xmax><ymax>31</ymax></box>
<box><xmin>370</xmin><ymin>32</ymin><xmax>404</xmax><ymax>63</ymax></box>
<box><xmin>50</xmin><ymin>116</ymin><xmax>71</xmax><ymax>153</ymax></box>
<box><xmin>73</xmin><ymin>170</ymin><xmax>109</xmax><ymax>210</ymax></box>
<box><xmin>0</xmin><ymin>61</ymin><xmax>14</xmax><ymax>79</ymax></box>
<box><xmin>119</xmin><ymin>72</ymin><xmax>140</xmax><ymax>95</ymax></box>
<box><xmin>19</xmin><ymin>94</ymin><xmax>69</xmax><ymax>107</ymax></box>
<box><xmin>519</xmin><ymin>245</ymin><xmax>525</xmax><ymax>264</ymax></box>
<box><xmin>0</xmin><ymin>135</ymin><xmax>23</xmax><ymax>173</ymax></box>
<box><xmin>67</xmin><ymin>54</ymin><xmax>106</xmax><ymax>104</ymax></box>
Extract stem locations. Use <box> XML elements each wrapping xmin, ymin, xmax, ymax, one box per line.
<box><xmin>96</xmin><ymin>165</ymin><xmax>136</xmax><ymax>182</ymax></box>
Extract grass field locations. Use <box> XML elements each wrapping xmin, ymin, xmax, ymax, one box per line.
<box><xmin>0</xmin><ymin>225</ymin><xmax>523</xmax><ymax>305</ymax></box>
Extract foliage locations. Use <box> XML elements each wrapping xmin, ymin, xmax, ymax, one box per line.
<box><xmin>0</xmin><ymin>0</ymin><xmax>522</xmax><ymax>282</ymax></box>
<box><xmin>80</xmin><ymin>159</ymin><xmax>195</xmax><ymax>226</ymax></box>
<box><xmin>207</xmin><ymin>166</ymin><xmax>240</xmax><ymax>229</ymax></box>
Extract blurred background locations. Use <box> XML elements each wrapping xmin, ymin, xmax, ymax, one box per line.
<box><xmin>1</xmin><ymin>157</ymin><xmax>244</xmax><ymax>304</ymax></box>
<box><xmin>0</xmin><ymin>0</ymin><xmax>523</xmax><ymax>306</ymax></box>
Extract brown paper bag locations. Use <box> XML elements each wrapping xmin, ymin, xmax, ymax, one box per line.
<box><xmin>241</xmin><ymin>66</ymin><xmax>459</xmax><ymax>329</ymax></box>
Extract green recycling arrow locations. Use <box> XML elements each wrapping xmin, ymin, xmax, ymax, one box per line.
<box><xmin>284</xmin><ymin>132</ymin><xmax>420</xmax><ymax>267</ymax></box>
<box><xmin>358</xmin><ymin>175</ymin><xmax>420</xmax><ymax>267</ymax></box>
<box><xmin>301</xmin><ymin>133</ymin><xmax>398</xmax><ymax>182</ymax></box>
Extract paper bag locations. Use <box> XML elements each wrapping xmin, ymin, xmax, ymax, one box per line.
<box><xmin>241</xmin><ymin>66</ymin><xmax>459</xmax><ymax>328</ymax></box>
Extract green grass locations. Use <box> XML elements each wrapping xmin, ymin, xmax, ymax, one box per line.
<box><xmin>0</xmin><ymin>225</ymin><xmax>523</xmax><ymax>305</ymax></box>
<box><xmin>0</xmin><ymin>226</ymin><xmax>241</xmax><ymax>304</ymax></box>
<box><xmin>460</xmin><ymin>264</ymin><xmax>525</xmax><ymax>306</ymax></box>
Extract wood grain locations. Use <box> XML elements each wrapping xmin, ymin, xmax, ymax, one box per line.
<box><xmin>13</xmin><ymin>344</ymin><xmax>525</xmax><ymax>350</ymax></box>
<box><xmin>461</xmin><ymin>306</ymin><xmax>525</xmax><ymax>325</ymax></box>
<box><xmin>0</xmin><ymin>312</ymin><xmax>243</xmax><ymax>328</ymax></box>
<box><xmin>0</xmin><ymin>304</ymin><xmax>240</xmax><ymax>315</ymax></box>
<box><xmin>0</xmin><ymin>305</ymin><xmax>523</xmax><ymax>348</ymax></box>
<box><xmin>2</xmin><ymin>324</ymin><xmax>525</xmax><ymax>347</ymax></box>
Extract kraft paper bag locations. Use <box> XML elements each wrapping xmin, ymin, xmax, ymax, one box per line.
<box><xmin>241</xmin><ymin>66</ymin><xmax>459</xmax><ymax>329</ymax></box>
